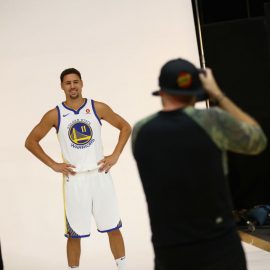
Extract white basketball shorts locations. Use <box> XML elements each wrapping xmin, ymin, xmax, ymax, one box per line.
<box><xmin>63</xmin><ymin>169</ymin><xmax>122</xmax><ymax>238</ymax></box>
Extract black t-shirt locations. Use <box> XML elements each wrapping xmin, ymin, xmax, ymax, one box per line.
<box><xmin>132</xmin><ymin>106</ymin><xmax>266</xmax><ymax>268</ymax></box>
<box><xmin>133</xmin><ymin>109</ymin><xmax>236</xmax><ymax>249</ymax></box>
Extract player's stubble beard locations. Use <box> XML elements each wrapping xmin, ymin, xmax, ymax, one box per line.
<box><xmin>69</xmin><ymin>90</ymin><xmax>80</xmax><ymax>100</ymax></box>
<box><xmin>70</xmin><ymin>93</ymin><xmax>79</xmax><ymax>99</ymax></box>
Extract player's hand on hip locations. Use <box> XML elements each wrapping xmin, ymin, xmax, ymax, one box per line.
<box><xmin>51</xmin><ymin>162</ymin><xmax>76</xmax><ymax>176</ymax></box>
<box><xmin>98</xmin><ymin>154</ymin><xmax>119</xmax><ymax>173</ymax></box>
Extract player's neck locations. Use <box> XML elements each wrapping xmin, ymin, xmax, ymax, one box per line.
<box><xmin>64</xmin><ymin>97</ymin><xmax>85</xmax><ymax>110</ymax></box>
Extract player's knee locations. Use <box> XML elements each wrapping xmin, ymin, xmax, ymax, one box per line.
<box><xmin>107</xmin><ymin>229</ymin><xmax>121</xmax><ymax>237</ymax></box>
<box><xmin>68</xmin><ymin>237</ymin><xmax>81</xmax><ymax>244</ymax></box>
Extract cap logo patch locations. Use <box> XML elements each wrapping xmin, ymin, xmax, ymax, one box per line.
<box><xmin>177</xmin><ymin>72</ymin><xmax>192</xmax><ymax>88</ymax></box>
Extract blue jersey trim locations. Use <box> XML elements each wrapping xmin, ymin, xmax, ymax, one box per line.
<box><xmin>56</xmin><ymin>106</ymin><xmax>61</xmax><ymax>133</ymax></box>
<box><xmin>97</xmin><ymin>222</ymin><xmax>122</xmax><ymax>233</ymax></box>
<box><xmin>91</xmin><ymin>99</ymin><xmax>102</xmax><ymax>126</ymax></box>
<box><xmin>64</xmin><ymin>233</ymin><xmax>90</xmax><ymax>238</ymax></box>
<box><xmin>62</xmin><ymin>98</ymin><xmax>87</xmax><ymax>115</ymax></box>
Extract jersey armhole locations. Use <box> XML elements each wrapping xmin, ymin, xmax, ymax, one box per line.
<box><xmin>91</xmin><ymin>100</ymin><xmax>102</xmax><ymax>126</ymax></box>
<box><xmin>56</xmin><ymin>106</ymin><xmax>61</xmax><ymax>133</ymax></box>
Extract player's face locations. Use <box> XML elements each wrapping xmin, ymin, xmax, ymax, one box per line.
<box><xmin>61</xmin><ymin>73</ymin><xmax>83</xmax><ymax>99</ymax></box>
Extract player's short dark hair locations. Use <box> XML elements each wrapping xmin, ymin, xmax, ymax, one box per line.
<box><xmin>60</xmin><ymin>68</ymin><xmax>81</xmax><ymax>82</ymax></box>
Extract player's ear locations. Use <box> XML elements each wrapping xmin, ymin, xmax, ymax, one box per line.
<box><xmin>81</xmin><ymin>80</ymin><xmax>84</xmax><ymax>87</ymax></box>
<box><xmin>60</xmin><ymin>82</ymin><xmax>64</xmax><ymax>90</ymax></box>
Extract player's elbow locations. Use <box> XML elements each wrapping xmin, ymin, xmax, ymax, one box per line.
<box><xmin>25</xmin><ymin>136</ymin><xmax>35</xmax><ymax>151</ymax></box>
<box><xmin>25</xmin><ymin>137</ymin><xmax>31</xmax><ymax>150</ymax></box>
<box><xmin>124</xmin><ymin>122</ymin><xmax>132</xmax><ymax>136</ymax></box>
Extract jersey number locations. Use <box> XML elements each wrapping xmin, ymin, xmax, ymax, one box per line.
<box><xmin>81</xmin><ymin>125</ymin><xmax>87</xmax><ymax>132</ymax></box>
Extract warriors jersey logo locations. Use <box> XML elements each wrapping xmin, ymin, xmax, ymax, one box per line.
<box><xmin>68</xmin><ymin>121</ymin><xmax>93</xmax><ymax>145</ymax></box>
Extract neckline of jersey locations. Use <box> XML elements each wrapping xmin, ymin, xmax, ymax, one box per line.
<box><xmin>62</xmin><ymin>98</ymin><xmax>88</xmax><ymax>114</ymax></box>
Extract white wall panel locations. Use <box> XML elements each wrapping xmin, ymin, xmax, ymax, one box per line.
<box><xmin>0</xmin><ymin>1</ymin><xmax>199</xmax><ymax>269</ymax></box>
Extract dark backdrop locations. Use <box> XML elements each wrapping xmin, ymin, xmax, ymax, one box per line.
<box><xmin>192</xmin><ymin>0</ymin><xmax>270</xmax><ymax>209</ymax></box>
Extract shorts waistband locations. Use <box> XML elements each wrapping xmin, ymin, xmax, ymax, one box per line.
<box><xmin>73</xmin><ymin>167</ymin><xmax>99</xmax><ymax>173</ymax></box>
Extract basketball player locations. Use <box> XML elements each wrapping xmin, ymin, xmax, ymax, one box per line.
<box><xmin>25</xmin><ymin>68</ymin><xmax>131</xmax><ymax>270</ymax></box>
<box><xmin>132</xmin><ymin>58</ymin><xmax>267</xmax><ymax>270</ymax></box>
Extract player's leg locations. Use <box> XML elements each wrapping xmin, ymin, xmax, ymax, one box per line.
<box><xmin>64</xmin><ymin>173</ymin><xmax>92</xmax><ymax>269</ymax></box>
<box><xmin>67</xmin><ymin>238</ymin><xmax>81</xmax><ymax>268</ymax></box>
<box><xmin>93</xmin><ymin>171</ymin><xmax>126</xmax><ymax>269</ymax></box>
<box><xmin>108</xmin><ymin>229</ymin><xmax>126</xmax><ymax>269</ymax></box>
<box><xmin>107</xmin><ymin>229</ymin><xmax>125</xmax><ymax>259</ymax></box>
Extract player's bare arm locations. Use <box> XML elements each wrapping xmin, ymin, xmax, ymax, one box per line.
<box><xmin>25</xmin><ymin>108</ymin><xmax>76</xmax><ymax>176</ymax></box>
<box><xmin>94</xmin><ymin>101</ymin><xmax>132</xmax><ymax>173</ymax></box>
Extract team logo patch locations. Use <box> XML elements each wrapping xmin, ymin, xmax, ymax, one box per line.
<box><xmin>85</xmin><ymin>108</ymin><xmax>91</xmax><ymax>114</ymax></box>
<box><xmin>68</xmin><ymin>120</ymin><xmax>95</xmax><ymax>149</ymax></box>
<box><xmin>176</xmin><ymin>72</ymin><xmax>192</xmax><ymax>88</ymax></box>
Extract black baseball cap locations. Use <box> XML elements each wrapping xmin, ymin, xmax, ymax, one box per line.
<box><xmin>152</xmin><ymin>58</ymin><xmax>208</xmax><ymax>101</ymax></box>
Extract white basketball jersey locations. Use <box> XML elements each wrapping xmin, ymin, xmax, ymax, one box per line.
<box><xmin>56</xmin><ymin>98</ymin><xmax>103</xmax><ymax>172</ymax></box>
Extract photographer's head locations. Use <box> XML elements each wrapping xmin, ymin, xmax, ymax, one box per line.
<box><xmin>153</xmin><ymin>58</ymin><xmax>207</xmax><ymax>109</ymax></box>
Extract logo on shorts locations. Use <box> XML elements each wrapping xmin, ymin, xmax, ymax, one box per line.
<box><xmin>68</xmin><ymin>119</ymin><xmax>95</xmax><ymax>149</ymax></box>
